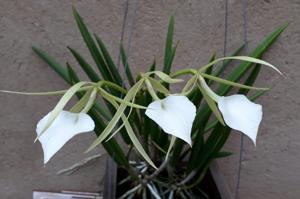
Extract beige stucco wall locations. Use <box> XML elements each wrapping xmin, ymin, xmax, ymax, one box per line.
<box><xmin>0</xmin><ymin>0</ymin><xmax>299</xmax><ymax>198</ymax></box>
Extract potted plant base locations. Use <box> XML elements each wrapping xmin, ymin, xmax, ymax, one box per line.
<box><xmin>104</xmin><ymin>159</ymin><xmax>232</xmax><ymax>199</ymax></box>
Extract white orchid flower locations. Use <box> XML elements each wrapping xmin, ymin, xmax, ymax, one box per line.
<box><xmin>145</xmin><ymin>95</ymin><xmax>196</xmax><ymax>145</ymax></box>
<box><xmin>217</xmin><ymin>95</ymin><xmax>262</xmax><ymax>145</ymax></box>
<box><xmin>36</xmin><ymin>110</ymin><xmax>95</xmax><ymax>164</ymax></box>
<box><xmin>199</xmin><ymin>76</ymin><xmax>262</xmax><ymax>145</ymax></box>
<box><xmin>196</xmin><ymin>55</ymin><xmax>282</xmax><ymax>144</ymax></box>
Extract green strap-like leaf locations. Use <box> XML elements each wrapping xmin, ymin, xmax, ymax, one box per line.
<box><xmin>163</xmin><ymin>13</ymin><xmax>175</xmax><ymax>74</ymax></box>
<box><xmin>32</xmin><ymin>47</ymin><xmax>69</xmax><ymax>82</ymax></box>
<box><xmin>149</xmin><ymin>59</ymin><xmax>156</xmax><ymax>74</ymax></box>
<box><xmin>165</xmin><ymin>42</ymin><xmax>178</xmax><ymax>75</ymax></box>
<box><xmin>68</xmin><ymin>47</ymin><xmax>100</xmax><ymax>82</ymax></box>
<box><xmin>72</xmin><ymin>7</ymin><xmax>115</xmax><ymax>83</ymax></box>
<box><xmin>95</xmin><ymin>34</ymin><xmax>123</xmax><ymax>85</ymax></box>
<box><xmin>120</xmin><ymin>44</ymin><xmax>135</xmax><ymax>86</ymax></box>
<box><xmin>214</xmin><ymin>151</ymin><xmax>233</xmax><ymax>159</ymax></box>
<box><xmin>66</xmin><ymin>63</ymin><xmax>81</xmax><ymax>83</ymax></box>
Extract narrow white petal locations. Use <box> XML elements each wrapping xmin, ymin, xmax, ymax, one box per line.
<box><xmin>36</xmin><ymin>111</ymin><xmax>95</xmax><ymax>164</ymax></box>
<box><xmin>217</xmin><ymin>94</ymin><xmax>262</xmax><ymax>145</ymax></box>
<box><xmin>145</xmin><ymin>95</ymin><xmax>196</xmax><ymax>145</ymax></box>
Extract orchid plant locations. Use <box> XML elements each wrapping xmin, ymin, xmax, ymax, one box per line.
<box><xmin>3</xmin><ymin>8</ymin><xmax>286</xmax><ymax>198</ymax></box>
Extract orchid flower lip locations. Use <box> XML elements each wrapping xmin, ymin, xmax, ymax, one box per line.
<box><xmin>145</xmin><ymin>95</ymin><xmax>196</xmax><ymax>146</ymax></box>
<box><xmin>36</xmin><ymin>110</ymin><xmax>95</xmax><ymax>164</ymax></box>
<box><xmin>196</xmin><ymin>74</ymin><xmax>262</xmax><ymax>145</ymax></box>
<box><xmin>217</xmin><ymin>94</ymin><xmax>262</xmax><ymax>145</ymax></box>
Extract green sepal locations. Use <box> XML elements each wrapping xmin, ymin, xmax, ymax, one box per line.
<box><xmin>148</xmin><ymin>77</ymin><xmax>170</xmax><ymax>95</ymax></box>
<box><xmin>86</xmin><ymin>79</ymin><xmax>144</xmax><ymax>152</ymax></box>
<box><xmin>146</xmin><ymin>71</ymin><xmax>183</xmax><ymax>83</ymax></box>
<box><xmin>201</xmin><ymin>73</ymin><xmax>269</xmax><ymax>91</ymax></box>
<box><xmin>197</xmin><ymin>82</ymin><xmax>225</xmax><ymax>126</ymax></box>
<box><xmin>35</xmin><ymin>81</ymin><xmax>89</xmax><ymax>141</ymax></box>
<box><xmin>70</xmin><ymin>89</ymin><xmax>92</xmax><ymax>113</ymax></box>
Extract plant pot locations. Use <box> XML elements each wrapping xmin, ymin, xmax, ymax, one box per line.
<box><xmin>103</xmin><ymin>158</ymin><xmax>233</xmax><ymax>199</ymax></box>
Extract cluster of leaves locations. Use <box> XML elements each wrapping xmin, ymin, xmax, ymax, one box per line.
<box><xmin>32</xmin><ymin>8</ymin><xmax>286</xmax><ymax>198</ymax></box>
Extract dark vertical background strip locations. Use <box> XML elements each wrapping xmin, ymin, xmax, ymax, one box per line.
<box><xmin>104</xmin><ymin>0</ymin><xmax>139</xmax><ymax>198</ymax></box>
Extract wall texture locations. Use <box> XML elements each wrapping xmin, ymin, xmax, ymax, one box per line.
<box><xmin>0</xmin><ymin>0</ymin><xmax>299</xmax><ymax>198</ymax></box>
